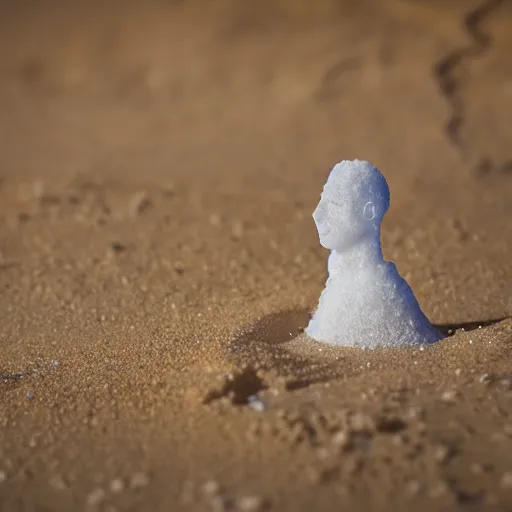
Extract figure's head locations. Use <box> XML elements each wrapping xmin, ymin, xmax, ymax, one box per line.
<box><xmin>312</xmin><ymin>160</ymin><xmax>390</xmax><ymax>251</ymax></box>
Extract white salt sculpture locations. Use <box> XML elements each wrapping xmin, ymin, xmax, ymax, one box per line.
<box><xmin>306</xmin><ymin>160</ymin><xmax>443</xmax><ymax>348</ymax></box>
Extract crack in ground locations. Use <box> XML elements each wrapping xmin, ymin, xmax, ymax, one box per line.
<box><xmin>434</xmin><ymin>0</ymin><xmax>511</xmax><ymax>175</ymax></box>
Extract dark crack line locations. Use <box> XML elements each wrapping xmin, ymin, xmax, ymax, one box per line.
<box><xmin>434</xmin><ymin>0</ymin><xmax>506</xmax><ymax>161</ymax></box>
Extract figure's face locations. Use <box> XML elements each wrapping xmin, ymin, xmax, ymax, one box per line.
<box><xmin>312</xmin><ymin>160</ymin><xmax>390</xmax><ymax>251</ymax></box>
<box><xmin>312</xmin><ymin>194</ymin><xmax>377</xmax><ymax>251</ymax></box>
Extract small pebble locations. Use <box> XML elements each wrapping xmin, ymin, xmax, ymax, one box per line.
<box><xmin>499</xmin><ymin>374</ymin><xmax>512</xmax><ymax>391</ymax></box>
<box><xmin>501</xmin><ymin>472</ymin><xmax>512</xmax><ymax>489</ymax></box>
<box><xmin>49</xmin><ymin>475</ymin><xmax>67</xmax><ymax>490</ymax></box>
<box><xmin>26</xmin><ymin>392</ymin><xmax>34</xmax><ymax>400</ymax></box>
<box><xmin>210</xmin><ymin>495</ymin><xmax>228</xmax><ymax>512</ymax></box>
<box><xmin>162</xmin><ymin>182</ymin><xmax>176</xmax><ymax>197</ymax></box>
<box><xmin>406</xmin><ymin>406</ymin><xmax>425</xmax><ymax>420</ymax></box>
<box><xmin>180</xmin><ymin>480</ymin><xmax>194</xmax><ymax>505</ymax></box>
<box><xmin>441</xmin><ymin>391</ymin><xmax>456</xmax><ymax>403</ymax></box>
<box><xmin>331</xmin><ymin>430</ymin><xmax>350</xmax><ymax>448</ymax></box>
<box><xmin>110</xmin><ymin>478</ymin><xmax>124</xmax><ymax>493</ymax></box>
<box><xmin>315</xmin><ymin>447</ymin><xmax>330</xmax><ymax>460</ymax></box>
<box><xmin>209</xmin><ymin>213</ymin><xmax>222</xmax><ymax>227</ymax></box>
<box><xmin>87</xmin><ymin>488</ymin><xmax>106</xmax><ymax>507</ymax></box>
<box><xmin>231</xmin><ymin>220</ymin><xmax>244</xmax><ymax>240</ymax></box>
<box><xmin>0</xmin><ymin>470</ymin><xmax>6</xmax><ymax>483</ymax></box>
<box><xmin>433</xmin><ymin>444</ymin><xmax>451</xmax><ymax>463</ymax></box>
<box><xmin>406</xmin><ymin>479</ymin><xmax>421</xmax><ymax>495</ymax></box>
<box><xmin>470</xmin><ymin>463</ymin><xmax>483</xmax><ymax>474</ymax></box>
<box><xmin>173</xmin><ymin>261</ymin><xmax>185</xmax><ymax>275</ymax></box>
<box><xmin>202</xmin><ymin>480</ymin><xmax>221</xmax><ymax>496</ymax></box>
<box><xmin>129</xmin><ymin>191</ymin><xmax>151</xmax><ymax>216</ymax></box>
<box><xmin>235</xmin><ymin>495</ymin><xmax>266</xmax><ymax>511</ymax></box>
<box><xmin>110</xmin><ymin>242</ymin><xmax>126</xmax><ymax>253</ymax></box>
<box><xmin>350</xmin><ymin>412</ymin><xmax>373</xmax><ymax>432</ymax></box>
<box><xmin>247</xmin><ymin>395</ymin><xmax>266</xmax><ymax>412</ymax></box>
<box><xmin>479</xmin><ymin>373</ymin><xmax>492</xmax><ymax>384</ymax></box>
<box><xmin>428</xmin><ymin>480</ymin><xmax>450</xmax><ymax>499</ymax></box>
<box><xmin>130</xmin><ymin>472</ymin><xmax>149</xmax><ymax>489</ymax></box>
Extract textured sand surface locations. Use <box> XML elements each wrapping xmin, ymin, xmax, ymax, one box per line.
<box><xmin>1</xmin><ymin>1</ymin><xmax>511</xmax><ymax>511</ymax></box>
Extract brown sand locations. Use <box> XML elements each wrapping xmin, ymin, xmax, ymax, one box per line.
<box><xmin>1</xmin><ymin>1</ymin><xmax>511</xmax><ymax>511</ymax></box>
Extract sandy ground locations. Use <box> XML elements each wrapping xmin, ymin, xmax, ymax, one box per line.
<box><xmin>0</xmin><ymin>0</ymin><xmax>511</xmax><ymax>511</ymax></box>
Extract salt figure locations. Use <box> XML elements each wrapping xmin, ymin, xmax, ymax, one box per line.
<box><xmin>306</xmin><ymin>160</ymin><xmax>443</xmax><ymax>348</ymax></box>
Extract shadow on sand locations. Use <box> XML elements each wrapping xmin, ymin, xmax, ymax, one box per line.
<box><xmin>226</xmin><ymin>309</ymin><xmax>508</xmax><ymax>392</ymax></box>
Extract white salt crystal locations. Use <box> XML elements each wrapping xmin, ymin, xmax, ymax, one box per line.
<box><xmin>306</xmin><ymin>160</ymin><xmax>443</xmax><ymax>348</ymax></box>
<box><xmin>247</xmin><ymin>395</ymin><xmax>266</xmax><ymax>412</ymax></box>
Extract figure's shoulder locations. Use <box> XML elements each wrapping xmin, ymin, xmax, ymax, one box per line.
<box><xmin>381</xmin><ymin>261</ymin><xmax>409</xmax><ymax>287</ymax></box>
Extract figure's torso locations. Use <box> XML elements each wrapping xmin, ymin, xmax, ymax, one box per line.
<box><xmin>307</xmin><ymin>255</ymin><xmax>441</xmax><ymax>347</ymax></box>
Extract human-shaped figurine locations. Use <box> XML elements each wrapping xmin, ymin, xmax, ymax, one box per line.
<box><xmin>306</xmin><ymin>160</ymin><xmax>443</xmax><ymax>348</ymax></box>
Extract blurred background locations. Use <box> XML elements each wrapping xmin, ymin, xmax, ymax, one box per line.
<box><xmin>1</xmin><ymin>0</ymin><xmax>511</xmax><ymax>325</ymax></box>
<box><xmin>1</xmin><ymin>0</ymin><xmax>510</xmax><ymax>186</ymax></box>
